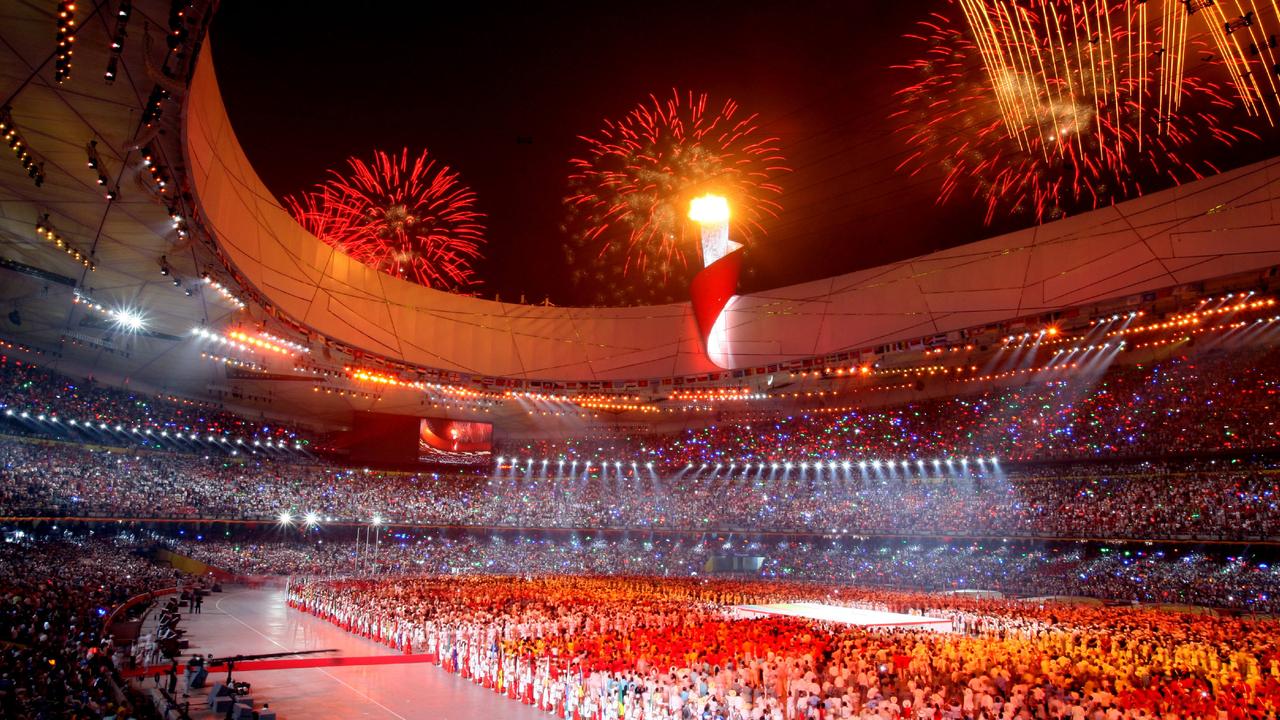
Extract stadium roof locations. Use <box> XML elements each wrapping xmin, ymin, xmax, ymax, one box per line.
<box><xmin>189</xmin><ymin>39</ymin><xmax>1280</xmax><ymax>381</ymax></box>
<box><xmin>2</xmin><ymin>2</ymin><xmax>1280</xmax><ymax>433</ymax></box>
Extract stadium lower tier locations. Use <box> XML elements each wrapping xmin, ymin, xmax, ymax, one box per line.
<box><xmin>142</xmin><ymin>528</ymin><xmax>1273</xmax><ymax>612</ymax></box>
<box><xmin>0</xmin><ymin>534</ymin><xmax>191</xmax><ymax>720</ymax></box>
<box><xmin>5</xmin><ymin>528</ymin><xmax>1279</xmax><ymax>720</ymax></box>
<box><xmin>2</xmin><ymin>434</ymin><xmax>1278</xmax><ymax>542</ymax></box>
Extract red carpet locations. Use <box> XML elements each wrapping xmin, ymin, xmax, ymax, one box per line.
<box><xmin>123</xmin><ymin>652</ymin><xmax>438</xmax><ymax>678</ymax></box>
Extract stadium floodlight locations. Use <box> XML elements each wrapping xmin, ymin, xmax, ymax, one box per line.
<box><xmin>371</xmin><ymin>515</ymin><xmax>383</xmax><ymax>526</ymax></box>
<box><xmin>2</xmin><ymin>409</ymin><xmax>11</xmax><ymax>416</ymax></box>
<box><xmin>496</xmin><ymin>456</ymin><xmax>505</xmax><ymax>464</ymax></box>
<box><xmin>841</xmin><ymin>460</ymin><xmax>851</xmax><ymax>469</ymax></box>
<box><xmin>871</xmin><ymin>459</ymin><xmax>881</xmax><ymax>469</ymax></box>
<box><xmin>960</xmin><ymin>457</ymin><xmax>969</xmax><ymax>465</ymax></box>
<box><xmin>771</xmin><ymin>462</ymin><xmax>779</xmax><ymax>470</ymax></box>
<box><xmin>858</xmin><ymin>460</ymin><xmax>867</xmax><ymax>469</ymax></box>
<box><xmin>277</xmin><ymin>511</ymin><xmax>292</xmax><ymax>525</ymax></box>
<box><xmin>19</xmin><ymin>412</ymin><xmax>28</xmax><ymax>419</ymax></box>
<box><xmin>112</xmin><ymin>307</ymin><xmax>146</xmax><ymax>333</ymax></box>
<box><xmin>784</xmin><ymin>462</ymin><xmax>793</xmax><ymax>469</ymax></box>
<box><xmin>991</xmin><ymin>456</ymin><xmax>999</xmax><ymax>464</ymax></box>
<box><xmin>303</xmin><ymin>512</ymin><xmax>319</xmax><ymax>527</ymax></box>
<box><xmin>800</xmin><ymin>461</ymin><xmax>809</xmax><ymax>470</ymax></box>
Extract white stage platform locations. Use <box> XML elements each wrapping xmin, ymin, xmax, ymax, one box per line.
<box><xmin>733</xmin><ymin>602</ymin><xmax>952</xmax><ymax>630</ymax></box>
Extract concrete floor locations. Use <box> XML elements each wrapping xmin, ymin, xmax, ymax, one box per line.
<box><xmin>148</xmin><ymin>585</ymin><xmax>548</xmax><ymax>720</ymax></box>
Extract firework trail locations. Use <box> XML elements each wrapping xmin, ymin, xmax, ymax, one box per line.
<box><xmin>894</xmin><ymin>1</ymin><xmax>1261</xmax><ymax>224</ymax></box>
<box><xmin>287</xmin><ymin>149</ymin><xmax>485</xmax><ymax>290</ymax></box>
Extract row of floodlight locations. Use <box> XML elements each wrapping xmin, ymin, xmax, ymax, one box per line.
<box><xmin>689</xmin><ymin>457</ymin><xmax>998</xmax><ymax>471</ymax></box>
<box><xmin>497</xmin><ymin>457</ymin><xmax>657</xmax><ymax>469</ymax></box>
<box><xmin>2</xmin><ymin>407</ymin><xmax>304</xmax><ymax>450</ymax></box>
<box><xmin>276</xmin><ymin>511</ymin><xmax>383</xmax><ymax>527</ymax></box>
<box><xmin>493</xmin><ymin>456</ymin><xmax>998</xmax><ymax>471</ymax></box>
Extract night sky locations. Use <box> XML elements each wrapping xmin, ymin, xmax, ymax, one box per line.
<box><xmin>211</xmin><ymin>1</ymin><xmax>1279</xmax><ymax>306</ymax></box>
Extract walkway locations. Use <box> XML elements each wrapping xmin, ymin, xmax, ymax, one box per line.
<box><xmin>149</xmin><ymin>584</ymin><xmax>547</xmax><ymax>720</ymax></box>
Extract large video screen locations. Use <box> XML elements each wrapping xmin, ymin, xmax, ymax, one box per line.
<box><xmin>418</xmin><ymin>417</ymin><xmax>493</xmax><ymax>465</ymax></box>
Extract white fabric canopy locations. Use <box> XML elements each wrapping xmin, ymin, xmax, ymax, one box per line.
<box><xmin>185</xmin><ymin>41</ymin><xmax>1280</xmax><ymax>382</ymax></box>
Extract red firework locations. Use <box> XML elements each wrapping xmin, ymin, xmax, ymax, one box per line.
<box><xmin>286</xmin><ymin>149</ymin><xmax>485</xmax><ymax>290</ymax></box>
<box><xmin>565</xmin><ymin>89</ymin><xmax>787</xmax><ymax>305</ymax></box>
<box><xmin>894</xmin><ymin>3</ymin><xmax>1257</xmax><ymax>224</ymax></box>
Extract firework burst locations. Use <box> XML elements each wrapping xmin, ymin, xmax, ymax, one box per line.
<box><xmin>565</xmin><ymin>89</ymin><xmax>787</xmax><ymax>306</ymax></box>
<box><xmin>286</xmin><ymin>149</ymin><xmax>485</xmax><ymax>290</ymax></box>
<box><xmin>894</xmin><ymin>2</ymin><xmax>1259</xmax><ymax>224</ymax></box>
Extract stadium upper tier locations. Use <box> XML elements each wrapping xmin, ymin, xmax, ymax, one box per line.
<box><xmin>186</xmin><ymin>41</ymin><xmax>1280</xmax><ymax>383</ymax></box>
<box><xmin>5</xmin><ymin>339</ymin><xmax>1280</xmax><ymax>466</ymax></box>
<box><xmin>504</xmin><ymin>343</ymin><xmax>1280</xmax><ymax>463</ymax></box>
<box><xmin>7</xmin><ymin>338</ymin><xmax>1280</xmax><ymax>542</ymax></box>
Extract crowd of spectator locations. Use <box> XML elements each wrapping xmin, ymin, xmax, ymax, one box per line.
<box><xmin>4</xmin><ymin>436</ymin><xmax>1276</xmax><ymax>542</ymax></box>
<box><xmin>0</xmin><ymin>354</ymin><xmax>309</xmax><ymax>447</ymax></box>
<box><xmin>5</xmin><ymin>345</ymin><xmax>1280</xmax><ymax>473</ymax></box>
<box><xmin>505</xmin><ymin>347</ymin><xmax>1280</xmax><ymax>464</ymax></box>
<box><xmin>164</xmin><ymin>533</ymin><xmax>1280</xmax><ymax>613</ymax></box>
<box><xmin>287</xmin><ymin>574</ymin><xmax>1280</xmax><ymax>719</ymax></box>
<box><xmin>0</xmin><ymin>533</ymin><xmax>185</xmax><ymax>719</ymax></box>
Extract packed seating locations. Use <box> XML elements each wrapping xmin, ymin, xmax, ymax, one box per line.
<box><xmin>6</xmin><ymin>346</ymin><xmax>1280</xmax><ymax>469</ymax></box>
<box><xmin>166</xmin><ymin>534</ymin><xmax>1280</xmax><ymax>612</ymax></box>
<box><xmin>0</xmin><ymin>353</ymin><xmax>309</xmax><ymax>446</ymax></box>
<box><xmin>286</xmin><ymin>575</ymin><xmax>1280</xmax><ymax>719</ymax></box>
<box><xmin>0</xmin><ymin>534</ymin><xmax>185</xmax><ymax>719</ymax></box>
<box><xmin>505</xmin><ymin>347</ymin><xmax>1280</xmax><ymax>463</ymax></box>
<box><xmin>4</xmin><ymin>435</ymin><xmax>1276</xmax><ymax>542</ymax></box>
